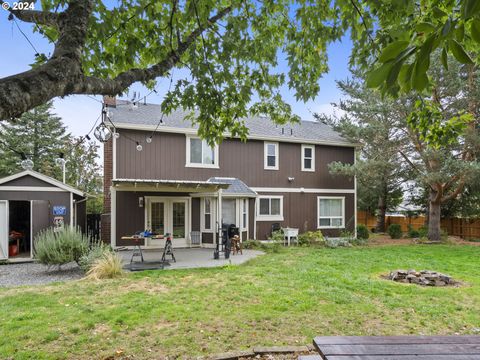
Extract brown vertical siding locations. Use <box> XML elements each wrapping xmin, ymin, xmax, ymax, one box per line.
<box><xmin>255</xmin><ymin>192</ymin><xmax>355</xmax><ymax>239</ymax></box>
<box><xmin>2</xmin><ymin>175</ymin><xmax>54</xmax><ymax>187</ymax></box>
<box><xmin>115</xmin><ymin>130</ymin><xmax>354</xmax><ymax>189</ymax></box>
<box><xmin>191</xmin><ymin>198</ymin><xmax>200</xmax><ymax>231</ymax></box>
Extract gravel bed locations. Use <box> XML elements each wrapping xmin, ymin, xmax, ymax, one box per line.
<box><xmin>0</xmin><ymin>262</ymin><xmax>84</xmax><ymax>287</ymax></box>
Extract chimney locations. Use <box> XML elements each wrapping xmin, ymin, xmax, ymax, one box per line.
<box><xmin>103</xmin><ymin>96</ymin><xmax>116</xmax><ymax>107</ymax></box>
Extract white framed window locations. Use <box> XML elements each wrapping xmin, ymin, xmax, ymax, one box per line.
<box><xmin>201</xmin><ymin>197</ymin><xmax>214</xmax><ymax>232</ymax></box>
<box><xmin>186</xmin><ymin>135</ymin><xmax>219</xmax><ymax>168</ymax></box>
<box><xmin>242</xmin><ymin>199</ymin><xmax>248</xmax><ymax>230</ymax></box>
<box><xmin>317</xmin><ymin>196</ymin><xmax>344</xmax><ymax>229</ymax></box>
<box><xmin>257</xmin><ymin>196</ymin><xmax>283</xmax><ymax>221</ymax></box>
<box><xmin>301</xmin><ymin>144</ymin><xmax>315</xmax><ymax>172</ymax></box>
<box><xmin>264</xmin><ymin>142</ymin><xmax>279</xmax><ymax>170</ymax></box>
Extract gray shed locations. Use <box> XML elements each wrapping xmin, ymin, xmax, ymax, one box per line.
<box><xmin>0</xmin><ymin>170</ymin><xmax>86</xmax><ymax>260</ymax></box>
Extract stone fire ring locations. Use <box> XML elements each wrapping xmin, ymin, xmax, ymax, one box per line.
<box><xmin>384</xmin><ymin>269</ymin><xmax>459</xmax><ymax>287</ymax></box>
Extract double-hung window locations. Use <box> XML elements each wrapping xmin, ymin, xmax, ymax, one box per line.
<box><xmin>264</xmin><ymin>142</ymin><xmax>279</xmax><ymax>170</ymax></box>
<box><xmin>186</xmin><ymin>136</ymin><xmax>219</xmax><ymax>168</ymax></box>
<box><xmin>257</xmin><ymin>196</ymin><xmax>283</xmax><ymax>221</ymax></box>
<box><xmin>318</xmin><ymin>197</ymin><xmax>344</xmax><ymax>228</ymax></box>
<box><xmin>301</xmin><ymin>145</ymin><xmax>315</xmax><ymax>171</ymax></box>
<box><xmin>201</xmin><ymin>198</ymin><xmax>213</xmax><ymax>231</ymax></box>
<box><xmin>242</xmin><ymin>199</ymin><xmax>248</xmax><ymax>230</ymax></box>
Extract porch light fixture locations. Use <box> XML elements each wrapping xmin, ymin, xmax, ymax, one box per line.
<box><xmin>138</xmin><ymin>196</ymin><xmax>144</xmax><ymax>208</ymax></box>
<box><xmin>288</xmin><ymin>177</ymin><xmax>295</xmax><ymax>182</ymax></box>
<box><xmin>136</xmin><ymin>142</ymin><xmax>143</xmax><ymax>151</ymax></box>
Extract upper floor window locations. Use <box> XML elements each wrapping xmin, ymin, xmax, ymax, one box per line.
<box><xmin>186</xmin><ymin>136</ymin><xmax>219</xmax><ymax>168</ymax></box>
<box><xmin>264</xmin><ymin>142</ymin><xmax>279</xmax><ymax>170</ymax></box>
<box><xmin>301</xmin><ymin>144</ymin><xmax>315</xmax><ymax>172</ymax></box>
<box><xmin>317</xmin><ymin>196</ymin><xmax>344</xmax><ymax>229</ymax></box>
<box><xmin>257</xmin><ymin>195</ymin><xmax>283</xmax><ymax>221</ymax></box>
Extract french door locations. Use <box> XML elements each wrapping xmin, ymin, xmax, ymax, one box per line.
<box><xmin>146</xmin><ymin>197</ymin><xmax>189</xmax><ymax>248</ymax></box>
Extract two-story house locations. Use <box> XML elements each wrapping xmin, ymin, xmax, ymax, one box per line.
<box><xmin>102</xmin><ymin>98</ymin><xmax>357</xmax><ymax>249</ymax></box>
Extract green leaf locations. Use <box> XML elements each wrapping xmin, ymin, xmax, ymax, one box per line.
<box><xmin>398</xmin><ymin>63</ymin><xmax>413</xmax><ymax>92</ymax></box>
<box><xmin>455</xmin><ymin>23</ymin><xmax>465</xmax><ymax>41</ymax></box>
<box><xmin>378</xmin><ymin>41</ymin><xmax>410</xmax><ymax>63</ymax></box>
<box><xmin>441</xmin><ymin>18</ymin><xmax>452</xmax><ymax>37</ymax></box>
<box><xmin>412</xmin><ymin>61</ymin><xmax>429</xmax><ymax>91</ymax></box>
<box><xmin>449</xmin><ymin>39</ymin><xmax>474</xmax><ymax>64</ymax></box>
<box><xmin>441</xmin><ymin>47</ymin><xmax>449</xmax><ymax>70</ymax></box>
<box><xmin>471</xmin><ymin>18</ymin><xmax>480</xmax><ymax>43</ymax></box>
<box><xmin>366</xmin><ymin>62</ymin><xmax>393</xmax><ymax>88</ymax></box>
<box><xmin>433</xmin><ymin>7</ymin><xmax>448</xmax><ymax>19</ymax></box>
<box><xmin>415</xmin><ymin>22</ymin><xmax>436</xmax><ymax>34</ymax></box>
<box><xmin>386</xmin><ymin>59</ymin><xmax>405</xmax><ymax>87</ymax></box>
<box><xmin>463</xmin><ymin>0</ymin><xmax>480</xmax><ymax>19</ymax></box>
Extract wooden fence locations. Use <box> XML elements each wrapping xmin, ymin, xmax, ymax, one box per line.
<box><xmin>357</xmin><ymin>210</ymin><xmax>480</xmax><ymax>239</ymax></box>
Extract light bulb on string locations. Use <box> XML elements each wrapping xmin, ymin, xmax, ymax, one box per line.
<box><xmin>146</xmin><ymin>136</ymin><xmax>152</xmax><ymax>144</ymax></box>
<box><xmin>136</xmin><ymin>142</ymin><xmax>143</xmax><ymax>151</ymax></box>
<box><xmin>113</xmin><ymin>132</ymin><xmax>120</xmax><ymax>139</ymax></box>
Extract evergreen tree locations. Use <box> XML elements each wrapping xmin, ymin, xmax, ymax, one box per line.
<box><xmin>0</xmin><ymin>102</ymin><xmax>69</xmax><ymax>176</ymax></box>
<box><xmin>317</xmin><ymin>77</ymin><xmax>409</xmax><ymax>232</ymax></box>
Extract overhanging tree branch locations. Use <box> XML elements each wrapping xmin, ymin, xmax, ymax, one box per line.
<box><xmin>1</xmin><ymin>1</ymin><xmax>59</xmax><ymax>26</ymax></box>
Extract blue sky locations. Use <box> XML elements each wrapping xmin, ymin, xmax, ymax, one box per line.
<box><xmin>0</xmin><ymin>10</ymin><xmax>352</xmax><ymax>138</ymax></box>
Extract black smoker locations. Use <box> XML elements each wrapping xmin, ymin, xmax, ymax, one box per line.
<box><xmin>214</xmin><ymin>223</ymin><xmax>239</xmax><ymax>259</ymax></box>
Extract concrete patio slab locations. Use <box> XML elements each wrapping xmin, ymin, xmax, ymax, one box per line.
<box><xmin>118</xmin><ymin>248</ymin><xmax>264</xmax><ymax>270</ymax></box>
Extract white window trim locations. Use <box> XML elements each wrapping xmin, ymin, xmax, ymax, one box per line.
<box><xmin>185</xmin><ymin>135</ymin><xmax>219</xmax><ymax>168</ymax></box>
<box><xmin>241</xmin><ymin>198</ymin><xmax>248</xmax><ymax>231</ymax></box>
<box><xmin>201</xmin><ymin>197</ymin><xmax>214</xmax><ymax>232</ymax></box>
<box><xmin>317</xmin><ymin>196</ymin><xmax>345</xmax><ymax>229</ymax></box>
<box><xmin>264</xmin><ymin>141</ymin><xmax>279</xmax><ymax>170</ymax></box>
<box><xmin>301</xmin><ymin>144</ymin><xmax>315</xmax><ymax>172</ymax></box>
<box><xmin>256</xmin><ymin>195</ymin><xmax>283</xmax><ymax>221</ymax></box>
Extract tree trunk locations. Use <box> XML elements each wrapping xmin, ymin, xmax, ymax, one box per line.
<box><xmin>428</xmin><ymin>189</ymin><xmax>441</xmax><ymax>242</ymax></box>
<box><xmin>376</xmin><ymin>194</ymin><xmax>387</xmax><ymax>232</ymax></box>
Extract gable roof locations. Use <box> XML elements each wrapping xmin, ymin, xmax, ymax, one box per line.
<box><xmin>0</xmin><ymin>170</ymin><xmax>85</xmax><ymax>197</ymax></box>
<box><xmin>107</xmin><ymin>101</ymin><xmax>355</xmax><ymax>147</ymax></box>
<box><xmin>207</xmin><ymin>177</ymin><xmax>257</xmax><ymax>197</ymax></box>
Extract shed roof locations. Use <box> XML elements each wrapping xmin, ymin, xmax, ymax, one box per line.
<box><xmin>0</xmin><ymin>170</ymin><xmax>85</xmax><ymax>197</ymax></box>
<box><xmin>107</xmin><ymin>101</ymin><xmax>355</xmax><ymax>147</ymax></box>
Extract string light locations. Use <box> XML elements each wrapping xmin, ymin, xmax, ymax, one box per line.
<box><xmin>136</xmin><ymin>142</ymin><xmax>143</xmax><ymax>151</ymax></box>
<box><xmin>146</xmin><ymin>136</ymin><xmax>152</xmax><ymax>144</ymax></box>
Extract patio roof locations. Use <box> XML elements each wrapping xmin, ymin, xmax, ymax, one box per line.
<box><xmin>112</xmin><ymin>178</ymin><xmax>230</xmax><ymax>192</ymax></box>
<box><xmin>207</xmin><ymin>177</ymin><xmax>257</xmax><ymax>197</ymax></box>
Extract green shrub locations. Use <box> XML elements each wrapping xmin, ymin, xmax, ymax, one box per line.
<box><xmin>407</xmin><ymin>224</ymin><xmax>420</xmax><ymax>238</ymax></box>
<box><xmin>78</xmin><ymin>242</ymin><xmax>113</xmax><ymax>272</ymax></box>
<box><xmin>243</xmin><ymin>239</ymin><xmax>262</xmax><ymax>249</ymax></box>
<box><xmin>34</xmin><ymin>226</ymin><xmax>89</xmax><ymax>268</ymax></box>
<box><xmin>356</xmin><ymin>224</ymin><xmax>369</xmax><ymax>240</ymax></box>
<box><xmin>268</xmin><ymin>230</ymin><xmax>284</xmax><ymax>242</ymax></box>
<box><xmin>85</xmin><ymin>252</ymin><xmax>124</xmax><ymax>280</ymax></box>
<box><xmin>387</xmin><ymin>224</ymin><xmax>403</xmax><ymax>239</ymax></box>
<box><xmin>418</xmin><ymin>226</ymin><xmax>428</xmax><ymax>238</ymax></box>
<box><xmin>298</xmin><ymin>230</ymin><xmax>325</xmax><ymax>247</ymax></box>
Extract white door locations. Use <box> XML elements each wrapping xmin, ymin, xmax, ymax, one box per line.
<box><xmin>146</xmin><ymin>198</ymin><xmax>189</xmax><ymax>248</ymax></box>
<box><xmin>0</xmin><ymin>201</ymin><xmax>8</xmax><ymax>260</ymax></box>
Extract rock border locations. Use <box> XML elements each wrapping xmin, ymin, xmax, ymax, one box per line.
<box><xmin>383</xmin><ymin>269</ymin><xmax>460</xmax><ymax>287</ymax></box>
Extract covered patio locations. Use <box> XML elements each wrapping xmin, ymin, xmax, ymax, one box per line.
<box><xmin>118</xmin><ymin>247</ymin><xmax>264</xmax><ymax>270</ymax></box>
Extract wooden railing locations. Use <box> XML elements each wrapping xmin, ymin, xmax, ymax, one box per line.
<box><xmin>357</xmin><ymin>210</ymin><xmax>480</xmax><ymax>239</ymax></box>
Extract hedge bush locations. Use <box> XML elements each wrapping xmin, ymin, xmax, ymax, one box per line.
<box><xmin>356</xmin><ymin>224</ymin><xmax>369</xmax><ymax>240</ymax></box>
<box><xmin>387</xmin><ymin>224</ymin><xmax>403</xmax><ymax>239</ymax></box>
<box><xmin>298</xmin><ymin>230</ymin><xmax>325</xmax><ymax>247</ymax></box>
<box><xmin>407</xmin><ymin>225</ymin><xmax>420</xmax><ymax>238</ymax></box>
<box><xmin>34</xmin><ymin>226</ymin><xmax>89</xmax><ymax>268</ymax></box>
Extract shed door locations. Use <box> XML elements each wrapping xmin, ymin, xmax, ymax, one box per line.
<box><xmin>31</xmin><ymin>200</ymin><xmax>50</xmax><ymax>249</ymax></box>
<box><xmin>0</xmin><ymin>201</ymin><xmax>7</xmax><ymax>260</ymax></box>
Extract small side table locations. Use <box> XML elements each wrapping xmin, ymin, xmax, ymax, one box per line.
<box><xmin>130</xmin><ymin>237</ymin><xmax>145</xmax><ymax>263</ymax></box>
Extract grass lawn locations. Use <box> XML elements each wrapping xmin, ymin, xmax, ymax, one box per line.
<box><xmin>1</xmin><ymin>245</ymin><xmax>480</xmax><ymax>359</ymax></box>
